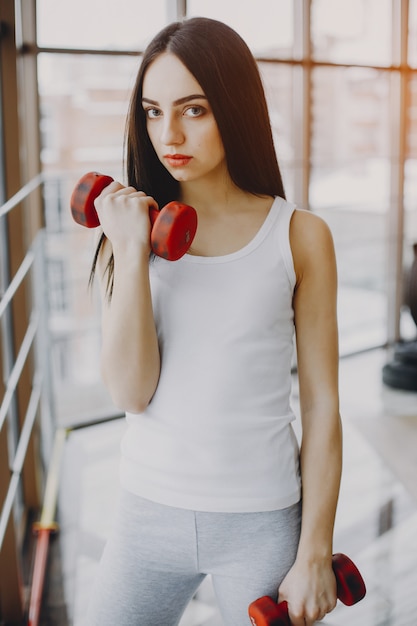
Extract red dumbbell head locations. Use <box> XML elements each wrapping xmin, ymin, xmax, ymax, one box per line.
<box><xmin>70</xmin><ymin>172</ymin><xmax>114</xmax><ymax>228</ymax></box>
<box><xmin>332</xmin><ymin>553</ymin><xmax>366</xmax><ymax>606</ymax></box>
<box><xmin>248</xmin><ymin>598</ymin><xmax>290</xmax><ymax>626</ymax></box>
<box><xmin>150</xmin><ymin>201</ymin><xmax>197</xmax><ymax>261</ymax></box>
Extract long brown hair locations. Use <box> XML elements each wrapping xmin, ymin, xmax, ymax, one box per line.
<box><xmin>91</xmin><ymin>17</ymin><xmax>286</xmax><ymax>294</ymax></box>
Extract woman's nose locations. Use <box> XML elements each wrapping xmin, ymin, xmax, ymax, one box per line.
<box><xmin>160</xmin><ymin>115</ymin><xmax>184</xmax><ymax>146</ymax></box>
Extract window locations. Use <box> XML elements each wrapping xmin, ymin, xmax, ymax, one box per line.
<box><xmin>311</xmin><ymin>0</ymin><xmax>392</xmax><ymax>66</ymax></box>
<box><xmin>38</xmin><ymin>53</ymin><xmax>138</xmax><ymax>185</ymax></box>
<box><xmin>409</xmin><ymin>0</ymin><xmax>417</xmax><ymax>68</ymax></box>
<box><xmin>310</xmin><ymin>66</ymin><xmax>390</xmax><ymax>350</ymax></box>
<box><xmin>405</xmin><ymin>74</ymin><xmax>417</xmax><ymax>278</ymax></box>
<box><xmin>187</xmin><ymin>0</ymin><xmax>294</xmax><ymax>57</ymax></box>
<box><xmin>36</xmin><ymin>0</ymin><xmax>168</xmax><ymax>50</ymax></box>
<box><xmin>310</xmin><ymin>67</ymin><xmax>390</xmax><ymax>212</ymax></box>
<box><xmin>259</xmin><ymin>62</ymin><xmax>295</xmax><ymax>198</ymax></box>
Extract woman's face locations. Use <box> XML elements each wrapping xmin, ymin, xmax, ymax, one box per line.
<box><xmin>142</xmin><ymin>53</ymin><xmax>227</xmax><ymax>185</ymax></box>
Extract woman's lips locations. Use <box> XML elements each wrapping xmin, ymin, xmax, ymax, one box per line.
<box><xmin>164</xmin><ymin>154</ymin><xmax>192</xmax><ymax>167</ymax></box>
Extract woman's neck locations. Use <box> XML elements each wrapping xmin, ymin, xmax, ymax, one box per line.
<box><xmin>179</xmin><ymin>177</ymin><xmax>266</xmax><ymax>215</ymax></box>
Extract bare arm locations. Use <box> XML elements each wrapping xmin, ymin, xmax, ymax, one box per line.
<box><xmin>278</xmin><ymin>209</ymin><xmax>343</xmax><ymax>626</ymax></box>
<box><xmin>94</xmin><ymin>182</ymin><xmax>161</xmax><ymax>413</ymax></box>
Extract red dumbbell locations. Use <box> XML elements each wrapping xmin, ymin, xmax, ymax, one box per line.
<box><xmin>70</xmin><ymin>172</ymin><xmax>197</xmax><ymax>261</ymax></box>
<box><xmin>248</xmin><ymin>553</ymin><xmax>366</xmax><ymax>626</ymax></box>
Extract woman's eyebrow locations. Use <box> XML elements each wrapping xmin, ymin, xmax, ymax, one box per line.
<box><xmin>142</xmin><ymin>94</ymin><xmax>208</xmax><ymax>106</ymax></box>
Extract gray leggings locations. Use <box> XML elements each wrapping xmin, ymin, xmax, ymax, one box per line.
<box><xmin>86</xmin><ymin>489</ymin><xmax>301</xmax><ymax>626</ymax></box>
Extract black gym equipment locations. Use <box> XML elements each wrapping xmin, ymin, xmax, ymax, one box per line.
<box><xmin>382</xmin><ymin>243</ymin><xmax>417</xmax><ymax>392</ymax></box>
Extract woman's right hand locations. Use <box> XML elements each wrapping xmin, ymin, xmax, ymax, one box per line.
<box><xmin>94</xmin><ymin>180</ymin><xmax>159</xmax><ymax>256</ymax></box>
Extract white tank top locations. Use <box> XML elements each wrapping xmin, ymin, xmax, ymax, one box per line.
<box><xmin>120</xmin><ymin>196</ymin><xmax>301</xmax><ymax>512</ymax></box>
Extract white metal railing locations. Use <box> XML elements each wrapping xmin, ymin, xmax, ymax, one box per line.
<box><xmin>0</xmin><ymin>173</ymin><xmax>53</xmax><ymax>552</ymax></box>
<box><xmin>0</xmin><ymin>170</ymin><xmax>117</xmax><ymax>624</ymax></box>
<box><xmin>0</xmin><ymin>173</ymin><xmax>43</xmax><ymax>219</ymax></box>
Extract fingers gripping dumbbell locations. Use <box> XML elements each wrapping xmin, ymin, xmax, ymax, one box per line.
<box><xmin>248</xmin><ymin>553</ymin><xmax>366</xmax><ymax>626</ymax></box>
<box><xmin>70</xmin><ymin>172</ymin><xmax>197</xmax><ymax>261</ymax></box>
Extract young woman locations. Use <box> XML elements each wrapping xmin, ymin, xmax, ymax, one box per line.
<box><xmin>87</xmin><ymin>17</ymin><xmax>342</xmax><ymax>626</ymax></box>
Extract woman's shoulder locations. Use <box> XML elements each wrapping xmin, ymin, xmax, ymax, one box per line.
<box><xmin>290</xmin><ymin>207</ymin><xmax>334</xmax><ymax>248</ymax></box>
<box><xmin>289</xmin><ymin>208</ymin><xmax>336</xmax><ymax>280</ymax></box>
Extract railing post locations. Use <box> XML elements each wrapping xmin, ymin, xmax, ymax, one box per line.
<box><xmin>0</xmin><ymin>429</ymin><xmax>24</xmax><ymax>622</ymax></box>
<box><xmin>0</xmin><ymin>0</ymin><xmax>26</xmax><ymax>621</ymax></box>
<box><xmin>33</xmin><ymin>229</ymin><xmax>56</xmax><ymax>461</ymax></box>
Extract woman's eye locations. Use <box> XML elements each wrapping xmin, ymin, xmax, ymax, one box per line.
<box><xmin>184</xmin><ymin>106</ymin><xmax>205</xmax><ymax>117</ymax></box>
<box><xmin>145</xmin><ymin>108</ymin><xmax>162</xmax><ymax>119</ymax></box>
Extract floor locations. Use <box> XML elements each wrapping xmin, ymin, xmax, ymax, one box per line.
<box><xmin>41</xmin><ymin>348</ymin><xmax>417</xmax><ymax>626</ymax></box>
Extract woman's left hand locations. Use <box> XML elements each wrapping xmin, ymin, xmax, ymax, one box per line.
<box><xmin>277</xmin><ymin>557</ymin><xmax>337</xmax><ymax>625</ymax></box>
